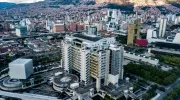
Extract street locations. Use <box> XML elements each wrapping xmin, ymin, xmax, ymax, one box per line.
<box><xmin>0</xmin><ymin>90</ymin><xmax>60</xmax><ymax>100</ymax></box>
<box><xmin>156</xmin><ymin>78</ymin><xmax>180</xmax><ymax>100</ymax></box>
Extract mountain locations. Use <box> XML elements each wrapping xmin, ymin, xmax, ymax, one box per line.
<box><xmin>47</xmin><ymin>0</ymin><xmax>95</xmax><ymax>5</ymax></box>
<box><xmin>95</xmin><ymin>0</ymin><xmax>179</xmax><ymax>6</ymax></box>
<box><xmin>0</xmin><ymin>2</ymin><xmax>16</xmax><ymax>9</ymax></box>
<box><xmin>0</xmin><ymin>0</ymin><xmax>179</xmax><ymax>10</ymax></box>
<box><xmin>48</xmin><ymin>0</ymin><xmax>80</xmax><ymax>5</ymax></box>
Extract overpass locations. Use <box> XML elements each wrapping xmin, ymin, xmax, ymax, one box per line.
<box><xmin>0</xmin><ymin>91</ymin><xmax>60</xmax><ymax>100</ymax></box>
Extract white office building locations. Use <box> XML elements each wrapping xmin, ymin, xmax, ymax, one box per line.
<box><xmin>46</xmin><ymin>19</ymin><xmax>54</xmax><ymax>32</ymax></box>
<box><xmin>147</xmin><ymin>29</ymin><xmax>157</xmax><ymax>39</ymax></box>
<box><xmin>106</xmin><ymin>9</ymin><xmax>121</xmax><ymax>23</ymax></box>
<box><xmin>19</xmin><ymin>18</ymin><xmax>32</xmax><ymax>31</ymax></box>
<box><xmin>61</xmin><ymin>33</ymin><xmax>124</xmax><ymax>90</ymax></box>
<box><xmin>159</xmin><ymin>18</ymin><xmax>167</xmax><ymax>38</ymax></box>
<box><xmin>146</xmin><ymin>29</ymin><xmax>159</xmax><ymax>43</ymax></box>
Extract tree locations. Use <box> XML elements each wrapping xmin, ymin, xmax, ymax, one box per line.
<box><xmin>155</xmin><ymin>54</ymin><xmax>180</xmax><ymax>67</ymax></box>
<box><xmin>158</xmin><ymin>87</ymin><xmax>166</xmax><ymax>92</ymax></box>
<box><xmin>164</xmin><ymin>86</ymin><xmax>180</xmax><ymax>100</ymax></box>
<box><xmin>124</xmin><ymin>63</ymin><xmax>179</xmax><ymax>86</ymax></box>
<box><xmin>104</xmin><ymin>95</ymin><xmax>114</xmax><ymax>100</ymax></box>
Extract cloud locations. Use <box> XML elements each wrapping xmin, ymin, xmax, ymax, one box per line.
<box><xmin>0</xmin><ymin>0</ymin><xmax>44</xmax><ymax>3</ymax></box>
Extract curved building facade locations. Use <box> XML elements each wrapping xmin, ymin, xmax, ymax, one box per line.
<box><xmin>53</xmin><ymin>74</ymin><xmax>79</xmax><ymax>92</ymax></box>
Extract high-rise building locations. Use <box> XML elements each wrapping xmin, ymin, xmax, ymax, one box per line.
<box><xmin>19</xmin><ymin>18</ymin><xmax>32</xmax><ymax>31</ymax></box>
<box><xmin>127</xmin><ymin>24</ymin><xmax>135</xmax><ymax>45</ymax></box>
<box><xmin>3</xmin><ymin>22</ymin><xmax>10</xmax><ymax>32</ymax></box>
<box><xmin>46</xmin><ymin>19</ymin><xmax>53</xmax><ymax>32</ymax></box>
<box><xmin>20</xmin><ymin>18</ymin><xmax>31</xmax><ymax>26</ymax></box>
<box><xmin>90</xmin><ymin>50</ymin><xmax>109</xmax><ymax>91</ymax></box>
<box><xmin>16</xmin><ymin>26</ymin><xmax>27</xmax><ymax>37</ymax></box>
<box><xmin>107</xmin><ymin>9</ymin><xmax>120</xmax><ymax>23</ymax></box>
<box><xmin>134</xmin><ymin>19</ymin><xmax>141</xmax><ymax>38</ymax></box>
<box><xmin>61</xmin><ymin>33</ymin><xmax>124</xmax><ymax>90</ymax></box>
<box><xmin>106</xmin><ymin>44</ymin><xmax>124</xmax><ymax>85</ymax></box>
<box><xmin>147</xmin><ymin>29</ymin><xmax>157</xmax><ymax>39</ymax></box>
<box><xmin>127</xmin><ymin>19</ymin><xmax>141</xmax><ymax>45</ymax></box>
<box><xmin>159</xmin><ymin>18</ymin><xmax>167</xmax><ymax>38</ymax></box>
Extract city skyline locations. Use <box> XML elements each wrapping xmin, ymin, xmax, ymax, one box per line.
<box><xmin>0</xmin><ymin>0</ymin><xmax>179</xmax><ymax>100</ymax></box>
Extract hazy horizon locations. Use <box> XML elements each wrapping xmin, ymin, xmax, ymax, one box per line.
<box><xmin>0</xmin><ymin>0</ymin><xmax>44</xmax><ymax>4</ymax></box>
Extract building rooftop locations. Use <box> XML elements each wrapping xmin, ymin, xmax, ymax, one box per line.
<box><xmin>151</xmin><ymin>48</ymin><xmax>180</xmax><ymax>57</ymax></box>
<box><xmin>73</xmin><ymin>33</ymin><xmax>102</xmax><ymax>42</ymax></box>
<box><xmin>101</xmin><ymin>80</ymin><xmax>133</xmax><ymax>98</ymax></box>
<box><xmin>155</xmin><ymin>41</ymin><xmax>180</xmax><ymax>50</ymax></box>
<box><xmin>16</xmin><ymin>26</ymin><xmax>27</xmax><ymax>29</ymax></box>
<box><xmin>9</xmin><ymin>58</ymin><xmax>32</xmax><ymax>65</ymax></box>
<box><xmin>53</xmin><ymin>74</ymin><xmax>79</xmax><ymax>88</ymax></box>
<box><xmin>75</xmin><ymin>83</ymin><xmax>96</xmax><ymax>94</ymax></box>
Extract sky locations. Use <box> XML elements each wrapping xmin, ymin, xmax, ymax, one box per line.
<box><xmin>0</xmin><ymin>0</ymin><xmax>44</xmax><ymax>3</ymax></box>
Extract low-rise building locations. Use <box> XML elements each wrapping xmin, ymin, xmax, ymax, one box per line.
<box><xmin>124</xmin><ymin>51</ymin><xmax>159</xmax><ymax>65</ymax></box>
<box><xmin>9</xmin><ymin>59</ymin><xmax>33</xmax><ymax>79</ymax></box>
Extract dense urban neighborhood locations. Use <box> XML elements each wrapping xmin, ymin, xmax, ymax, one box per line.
<box><xmin>0</xmin><ymin>0</ymin><xmax>180</xmax><ymax>100</ymax></box>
